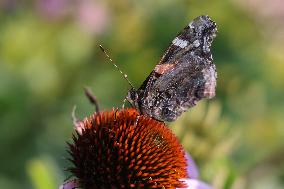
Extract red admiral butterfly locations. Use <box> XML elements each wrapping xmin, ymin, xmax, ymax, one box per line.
<box><xmin>126</xmin><ymin>15</ymin><xmax>217</xmax><ymax>122</ymax></box>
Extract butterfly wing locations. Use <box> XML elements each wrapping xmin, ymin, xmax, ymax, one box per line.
<box><xmin>127</xmin><ymin>15</ymin><xmax>217</xmax><ymax>122</ymax></box>
<box><xmin>140</xmin><ymin>54</ymin><xmax>216</xmax><ymax>121</ymax></box>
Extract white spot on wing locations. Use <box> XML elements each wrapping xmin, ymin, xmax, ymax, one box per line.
<box><xmin>193</xmin><ymin>40</ymin><xmax>200</xmax><ymax>47</ymax></box>
<box><xmin>172</xmin><ymin>37</ymin><xmax>188</xmax><ymax>48</ymax></box>
<box><xmin>188</xmin><ymin>21</ymin><xmax>194</xmax><ymax>28</ymax></box>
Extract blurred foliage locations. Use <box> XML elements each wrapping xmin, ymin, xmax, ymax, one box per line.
<box><xmin>0</xmin><ymin>0</ymin><xmax>284</xmax><ymax>189</ymax></box>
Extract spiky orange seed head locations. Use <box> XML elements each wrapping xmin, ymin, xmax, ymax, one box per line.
<box><xmin>68</xmin><ymin>108</ymin><xmax>187</xmax><ymax>189</ymax></box>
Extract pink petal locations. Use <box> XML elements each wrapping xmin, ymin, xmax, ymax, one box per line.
<box><xmin>178</xmin><ymin>179</ymin><xmax>212</xmax><ymax>189</ymax></box>
<box><xmin>185</xmin><ymin>152</ymin><xmax>199</xmax><ymax>179</ymax></box>
<box><xmin>59</xmin><ymin>179</ymin><xmax>79</xmax><ymax>189</ymax></box>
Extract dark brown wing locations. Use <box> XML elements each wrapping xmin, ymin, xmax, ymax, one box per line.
<box><xmin>127</xmin><ymin>15</ymin><xmax>217</xmax><ymax>122</ymax></box>
<box><xmin>139</xmin><ymin>15</ymin><xmax>216</xmax><ymax>92</ymax></box>
<box><xmin>140</xmin><ymin>54</ymin><xmax>216</xmax><ymax>121</ymax></box>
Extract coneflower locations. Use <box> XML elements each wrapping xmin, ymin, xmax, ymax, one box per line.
<box><xmin>62</xmin><ymin>108</ymin><xmax>188</xmax><ymax>189</ymax></box>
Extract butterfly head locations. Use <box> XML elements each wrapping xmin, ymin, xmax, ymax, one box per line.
<box><xmin>189</xmin><ymin>15</ymin><xmax>217</xmax><ymax>37</ymax></box>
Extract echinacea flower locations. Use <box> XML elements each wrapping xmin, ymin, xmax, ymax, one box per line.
<box><xmin>60</xmin><ymin>108</ymin><xmax>212</xmax><ymax>189</ymax></box>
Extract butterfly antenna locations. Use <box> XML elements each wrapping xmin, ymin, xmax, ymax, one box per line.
<box><xmin>99</xmin><ymin>45</ymin><xmax>135</xmax><ymax>89</ymax></box>
<box><xmin>84</xmin><ymin>87</ymin><xmax>100</xmax><ymax>113</ymax></box>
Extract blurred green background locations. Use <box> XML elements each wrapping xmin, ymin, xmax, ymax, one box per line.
<box><xmin>1</xmin><ymin>0</ymin><xmax>284</xmax><ymax>189</ymax></box>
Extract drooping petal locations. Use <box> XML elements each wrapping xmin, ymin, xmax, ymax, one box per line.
<box><xmin>185</xmin><ymin>152</ymin><xmax>199</xmax><ymax>179</ymax></box>
<box><xmin>178</xmin><ymin>179</ymin><xmax>212</xmax><ymax>189</ymax></box>
<box><xmin>59</xmin><ymin>179</ymin><xmax>79</xmax><ymax>189</ymax></box>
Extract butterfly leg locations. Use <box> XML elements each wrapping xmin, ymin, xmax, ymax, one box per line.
<box><xmin>122</xmin><ymin>97</ymin><xmax>128</xmax><ymax>109</ymax></box>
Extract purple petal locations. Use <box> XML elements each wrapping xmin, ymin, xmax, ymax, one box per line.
<box><xmin>185</xmin><ymin>152</ymin><xmax>199</xmax><ymax>179</ymax></box>
<box><xmin>59</xmin><ymin>179</ymin><xmax>79</xmax><ymax>189</ymax></box>
<box><xmin>178</xmin><ymin>179</ymin><xmax>212</xmax><ymax>189</ymax></box>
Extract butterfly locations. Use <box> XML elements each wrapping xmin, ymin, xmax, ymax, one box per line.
<box><xmin>126</xmin><ymin>15</ymin><xmax>217</xmax><ymax>122</ymax></box>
